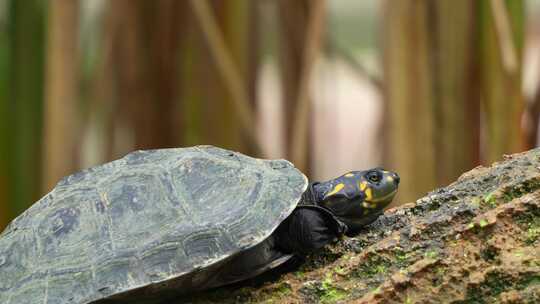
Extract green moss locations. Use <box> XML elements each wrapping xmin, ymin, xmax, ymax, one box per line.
<box><xmin>427</xmin><ymin>200</ymin><xmax>441</xmax><ymax>211</ymax></box>
<box><xmin>470</xmin><ymin>197</ymin><xmax>482</xmax><ymax>208</ymax></box>
<box><xmin>525</xmin><ymin>226</ymin><xmax>540</xmax><ymax>244</ymax></box>
<box><xmin>303</xmin><ymin>275</ymin><xmax>348</xmax><ymax>304</ymax></box>
<box><xmin>394</xmin><ymin>249</ymin><xmax>415</xmax><ymax>268</ymax></box>
<box><xmin>523</xmin><ymin>214</ymin><xmax>540</xmax><ymax>245</ymax></box>
<box><xmin>516</xmin><ymin>274</ymin><xmax>540</xmax><ymax>290</ymax></box>
<box><xmin>482</xmin><ymin>192</ymin><xmax>498</xmax><ymax>208</ymax></box>
<box><xmin>374</xmin><ymin>263</ymin><xmax>388</xmax><ymax>274</ymax></box>
<box><xmin>459</xmin><ymin>272</ymin><xmax>512</xmax><ymax>303</ymax></box>
<box><xmin>502</xmin><ymin>178</ymin><xmax>540</xmax><ymax>202</ymax></box>
<box><xmin>257</xmin><ymin>282</ymin><xmax>292</xmax><ymax>303</ymax></box>
<box><xmin>274</xmin><ymin>283</ymin><xmax>292</xmax><ymax>296</ymax></box>
<box><xmin>320</xmin><ymin>286</ymin><xmax>347</xmax><ymax>303</ymax></box>
<box><xmin>301</xmin><ymin>247</ymin><xmax>344</xmax><ymax>270</ymax></box>
<box><xmin>483</xmin><ymin>272</ymin><xmax>513</xmax><ymax>295</ymax></box>
<box><xmin>355</xmin><ymin>254</ymin><xmax>392</xmax><ymax>278</ymax></box>
<box><xmin>479</xmin><ymin>219</ymin><xmax>489</xmax><ymax>228</ymax></box>
<box><xmin>480</xmin><ymin>179</ymin><xmax>540</xmax><ymax>211</ymax></box>
<box><xmin>480</xmin><ymin>245</ymin><xmax>498</xmax><ymax>262</ymax></box>
<box><xmin>333</xmin><ymin>265</ymin><xmax>347</xmax><ymax>276</ymax></box>
<box><xmin>466</xmin><ymin>220</ymin><xmax>495</xmax><ymax>237</ymax></box>
<box><xmin>457</xmin><ymin>271</ymin><xmax>540</xmax><ymax>304</ymax></box>
<box><xmin>350</xmin><ymin>239</ymin><xmax>369</xmax><ymax>252</ymax></box>
<box><xmin>432</xmin><ymin>266</ymin><xmax>447</xmax><ymax>287</ymax></box>
<box><xmin>514</xmin><ymin>204</ymin><xmax>540</xmax><ymax>245</ymax></box>
<box><xmin>514</xmin><ymin>207</ymin><xmax>540</xmax><ymax>226</ymax></box>
<box><xmin>294</xmin><ymin>270</ymin><xmax>306</xmax><ymax>279</ymax></box>
<box><xmin>424</xmin><ymin>250</ymin><xmax>439</xmax><ymax>259</ymax></box>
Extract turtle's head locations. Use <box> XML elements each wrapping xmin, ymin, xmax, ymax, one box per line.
<box><xmin>313</xmin><ymin>168</ymin><xmax>399</xmax><ymax>236</ymax></box>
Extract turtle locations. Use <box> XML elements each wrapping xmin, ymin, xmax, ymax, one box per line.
<box><xmin>0</xmin><ymin>145</ymin><xmax>399</xmax><ymax>304</ymax></box>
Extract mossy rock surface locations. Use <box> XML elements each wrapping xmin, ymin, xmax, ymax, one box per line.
<box><xmin>181</xmin><ymin>149</ymin><xmax>540</xmax><ymax>304</ymax></box>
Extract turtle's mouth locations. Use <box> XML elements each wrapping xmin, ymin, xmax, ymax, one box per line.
<box><xmin>334</xmin><ymin>189</ymin><xmax>397</xmax><ymax>236</ymax></box>
<box><xmin>365</xmin><ymin>189</ymin><xmax>398</xmax><ymax>204</ymax></box>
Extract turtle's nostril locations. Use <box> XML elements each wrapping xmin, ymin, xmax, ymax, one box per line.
<box><xmin>393</xmin><ymin>173</ymin><xmax>400</xmax><ymax>185</ymax></box>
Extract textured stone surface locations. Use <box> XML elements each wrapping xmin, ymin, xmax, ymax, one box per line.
<box><xmin>184</xmin><ymin>149</ymin><xmax>540</xmax><ymax>304</ymax></box>
<box><xmin>0</xmin><ymin>146</ymin><xmax>307</xmax><ymax>304</ymax></box>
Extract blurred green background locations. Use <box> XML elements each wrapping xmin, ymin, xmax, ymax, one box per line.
<box><xmin>1</xmin><ymin>0</ymin><xmax>540</xmax><ymax>230</ymax></box>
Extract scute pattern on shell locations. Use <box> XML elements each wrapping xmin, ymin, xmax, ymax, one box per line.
<box><xmin>0</xmin><ymin>146</ymin><xmax>307</xmax><ymax>304</ymax></box>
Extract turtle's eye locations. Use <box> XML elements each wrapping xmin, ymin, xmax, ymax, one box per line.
<box><xmin>367</xmin><ymin>172</ymin><xmax>380</xmax><ymax>183</ymax></box>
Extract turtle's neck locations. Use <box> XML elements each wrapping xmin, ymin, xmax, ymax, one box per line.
<box><xmin>313</xmin><ymin>181</ymin><xmax>333</xmax><ymax>203</ymax></box>
<box><xmin>297</xmin><ymin>181</ymin><xmax>349</xmax><ymax>236</ymax></box>
<box><xmin>300</xmin><ymin>181</ymin><xmax>333</xmax><ymax>206</ymax></box>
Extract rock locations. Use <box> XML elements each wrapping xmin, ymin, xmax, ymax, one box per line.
<box><xmin>180</xmin><ymin>149</ymin><xmax>540</xmax><ymax>303</ymax></box>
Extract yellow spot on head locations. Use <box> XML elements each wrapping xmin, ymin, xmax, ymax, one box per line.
<box><xmin>386</xmin><ymin>176</ymin><xmax>394</xmax><ymax>182</ymax></box>
<box><xmin>359</xmin><ymin>182</ymin><xmax>367</xmax><ymax>191</ymax></box>
<box><xmin>344</xmin><ymin>173</ymin><xmax>354</xmax><ymax>177</ymax></box>
<box><xmin>325</xmin><ymin>183</ymin><xmax>345</xmax><ymax>198</ymax></box>
<box><xmin>365</xmin><ymin>188</ymin><xmax>373</xmax><ymax>201</ymax></box>
<box><xmin>362</xmin><ymin>201</ymin><xmax>378</xmax><ymax>209</ymax></box>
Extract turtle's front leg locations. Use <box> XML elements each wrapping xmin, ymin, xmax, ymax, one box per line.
<box><xmin>274</xmin><ymin>208</ymin><xmax>344</xmax><ymax>255</ymax></box>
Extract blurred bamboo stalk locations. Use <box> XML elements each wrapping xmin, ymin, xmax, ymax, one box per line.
<box><xmin>86</xmin><ymin>0</ymin><xmax>116</xmax><ymax>164</ymax></box>
<box><xmin>325</xmin><ymin>37</ymin><xmax>383</xmax><ymax>91</ymax></box>
<box><xmin>431</xmin><ymin>0</ymin><xmax>480</xmax><ymax>185</ymax></box>
<box><xmin>383</xmin><ymin>1</ymin><xmax>438</xmax><ymax>203</ymax></box>
<box><xmin>0</xmin><ymin>2</ymin><xmax>9</xmax><ymax>228</ymax></box>
<box><xmin>43</xmin><ymin>0</ymin><xmax>79</xmax><ymax>191</ymax></box>
<box><xmin>225</xmin><ymin>0</ymin><xmax>260</xmax><ymax>155</ymax></box>
<box><xmin>480</xmin><ymin>0</ymin><xmax>524</xmax><ymax>163</ymax></box>
<box><xmin>7</xmin><ymin>0</ymin><xmax>46</xmax><ymax>218</ymax></box>
<box><xmin>189</xmin><ymin>0</ymin><xmax>262</xmax><ymax>155</ymax></box>
<box><xmin>527</xmin><ymin>85</ymin><xmax>540</xmax><ymax>148</ymax></box>
<box><xmin>490</xmin><ymin>0</ymin><xmax>518</xmax><ymax>74</ymax></box>
<box><xmin>383</xmin><ymin>0</ymin><xmax>524</xmax><ymax>202</ymax></box>
<box><xmin>106</xmin><ymin>0</ymin><xmax>184</xmax><ymax>153</ymax></box>
<box><xmin>383</xmin><ymin>1</ymin><xmax>481</xmax><ymax>202</ymax></box>
<box><xmin>523</xmin><ymin>17</ymin><xmax>540</xmax><ymax>149</ymax></box>
<box><xmin>290</xmin><ymin>0</ymin><xmax>326</xmax><ymax>173</ymax></box>
<box><xmin>278</xmin><ymin>0</ymin><xmax>322</xmax><ymax>173</ymax></box>
<box><xmin>278</xmin><ymin>0</ymin><xmax>308</xmax><ymax>161</ymax></box>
